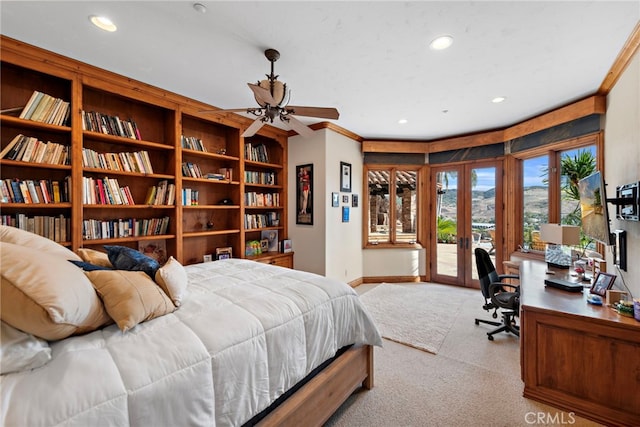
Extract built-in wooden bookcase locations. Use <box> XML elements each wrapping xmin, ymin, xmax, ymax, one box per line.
<box><xmin>0</xmin><ymin>36</ymin><xmax>290</xmax><ymax>267</ymax></box>
<box><xmin>0</xmin><ymin>61</ymin><xmax>74</xmax><ymax>246</ymax></box>
<box><xmin>180</xmin><ymin>113</ymin><xmax>242</xmax><ymax>264</ymax></box>
<box><xmin>79</xmin><ymin>85</ymin><xmax>178</xmax><ymax>256</ymax></box>
<box><xmin>242</xmin><ymin>134</ymin><xmax>287</xmax><ymax>260</ymax></box>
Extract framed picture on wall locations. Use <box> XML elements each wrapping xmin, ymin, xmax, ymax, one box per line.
<box><xmin>331</xmin><ymin>192</ymin><xmax>339</xmax><ymax>207</ymax></box>
<box><xmin>296</xmin><ymin>164</ymin><xmax>313</xmax><ymax>225</ymax></box>
<box><xmin>340</xmin><ymin>161</ymin><xmax>352</xmax><ymax>192</ymax></box>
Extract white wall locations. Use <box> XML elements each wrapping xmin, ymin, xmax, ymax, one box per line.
<box><xmin>604</xmin><ymin>50</ymin><xmax>640</xmax><ymax>298</ymax></box>
<box><xmin>363</xmin><ymin>248</ymin><xmax>426</xmax><ymax>278</ymax></box>
<box><xmin>324</xmin><ymin>130</ymin><xmax>363</xmax><ymax>282</ymax></box>
<box><xmin>288</xmin><ymin>131</ymin><xmax>326</xmax><ymax>275</ymax></box>
<box><xmin>288</xmin><ymin>128</ymin><xmax>363</xmax><ymax>283</ymax></box>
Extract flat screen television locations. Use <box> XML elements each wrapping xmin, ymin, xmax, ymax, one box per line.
<box><xmin>578</xmin><ymin>171</ymin><xmax>615</xmax><ymax>245</ymax></box>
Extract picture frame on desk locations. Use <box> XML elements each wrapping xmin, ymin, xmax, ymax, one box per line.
<box><xmin>590</xmin><ymin>271</ymin><xmax>616</xmax><ymax>296</ymax></box>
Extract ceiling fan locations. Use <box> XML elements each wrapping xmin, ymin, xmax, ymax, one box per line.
<box><xmin>202</xmin><ymin>48</ymin><xmax>339</xmax><ymax>138</ymax></box>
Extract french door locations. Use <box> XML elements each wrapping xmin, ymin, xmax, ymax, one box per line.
<box><xmin>430</xmin><ymin>161</ymin><xmax>503</xmax><ymax>288</ymax></box>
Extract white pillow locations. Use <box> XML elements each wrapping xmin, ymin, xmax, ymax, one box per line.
<box><xmin>1</xmin><ymin>321</ymin><xmax>51</xmax><ymax>374</ymax></box>
<box><xmin>154</xmin><ymin>256</ymin><xmax>189</xmax><ymax>307</ymax></box>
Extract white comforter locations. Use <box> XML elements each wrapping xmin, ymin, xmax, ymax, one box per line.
<box><xmin>1</xmin><ymin>259</ymin><xmax>381</xmax><ymax>427</ymax></box>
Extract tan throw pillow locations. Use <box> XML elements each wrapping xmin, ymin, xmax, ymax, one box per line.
<box><xmin>76</xmin><ymin>248</ymin><xmax>113</xmax><ymax>268</ymax></box>
<box><xmin>0</xmin><ymin>242</ymin><xmax>111</xmax><ymax>341</ymax></box>
<box><xmin>0</xmin><ymin>225</ymin><xmax>81</xmax><ymax>261</ymax></box>
<box><xmin>86</xmin><ymin>270</ymin><xmax>175</xmax><ymax>332</ymax></box>
<box><xmin>154</xmin><ymin>256</ymin><xmax>188</xmax><ymax>307</ymax></box>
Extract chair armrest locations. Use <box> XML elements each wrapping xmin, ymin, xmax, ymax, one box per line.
<box><xmin>498</xmin><ymin>274</ymin><xmax>520</xmax><ymax>281</ymax></box>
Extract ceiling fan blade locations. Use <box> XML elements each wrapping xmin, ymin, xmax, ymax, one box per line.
<box><xmin>286</xmin><ymin>115</ymin><xmax>315</xmax><ymax>138</ymax></box>
<box><xmin>248</xmin><ymin>83</ymin><xmax>278</xmax><ymax>106</ymax></box>
<box><xmin>286</xmin><ymin>106</ymin><xmax>339</xmax><ymax>120</ymax></box>
<box><xmin>242</xmin><ymin>117</ymin><xmax>266</xmax><ymax>138</ymax></box>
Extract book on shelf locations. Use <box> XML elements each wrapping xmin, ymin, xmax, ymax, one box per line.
<box><xmin>18</xmin><ymin>91</ymin><xmax>70</xmax><ymax>126</ymax></box>
<box><xmin>1</xmin><ymin>215</ymin><xmax>70</xmax><ymax>243</ymax></box>
<box><xmin>81</xmin><ymin>110</ymin><xmax>142</xmax><ymax>140</ymax></box>
<box><xmin>1</xmin><ymin>134</ymin><xmax>70</xmax><ymax>165</ymax></box>
<box><xmin>0</xmin><ymin>177</ymin><xmax>71</xmax><ymax>204</ymax></box>
<box><xmin>181</xmin><ymin>135</ymin><xmax>206</xmax><ymax>152</ymax></box>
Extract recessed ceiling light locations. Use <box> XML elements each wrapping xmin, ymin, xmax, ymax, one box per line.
<box><xmin>430</xmin><ymin>35</ymin><xmax>453</xmax><ymax>50</ymax></box>
<box><xmin>193</xmin><ymin>3</ymin><xmax>207</xmax><ymax>13</ymax></box>
<box><xmin>398</xmin><ymin>119</ymin><xmax>408</xmax><ymax>124</ymax></box>
<box><xmin>492</xmin><ymin>96</ymin><xmax>506</xmax><ymax>103</ymax></box>
<box><xmin>89</xmin><ymin>15</ymin><xmax>117</xmax><ymax>32</ymax></box>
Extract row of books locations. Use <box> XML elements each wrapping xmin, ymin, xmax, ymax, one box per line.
<box><xmin>182</xmin><ymin>162</ymin><xmax>203</xmax><ymax>178</ymax></box>
<box><xmin>0</xmin><ymin>134</ymin><xmax>70</xmax><ymax>165</ymax></box>
<box><xmin>181</xmin><ymin>135</ymin><xmax>207</xmax><ymax>152</ymax></box>
<box><xmin>19</xmin><ymin>91</ymin><xmax>70</xmax><ymax>126</ymax></box>
<box><xmin>244</xmin><ymin>143</ymin><xmax>269</xmax><ymax>163</ymax></box>
<box><xmin>82</xmin><ymin>147</ymin><xmax>154</xmax><ymax>174</ymax></box>
<box><xmin>81</xmin><ymin>110</ymin><xmax>142</xmax><ymax>140</ymax></box>
<box><xmin>245</xmin><ymin>192</ymin><xmax>280</xmax><ymax>207</ymax></box>
<box><xmin>1</xmin><ymin>215</ymin><xmax>70</xmax><ymax>243</ymax></box>
<box><xmin>144</xmin><ymin>180</ymin><xmax>176</xmax><ymax>205</ymax></box>
<box><xmin>244</xmin><ymin>212</ymin><xmax>280</xmax><ymax>230</ymax></box>
<box><xmin>244</xmin><ymin>171</ymin><xmax>276</xmax><ymax>185</ymax></box>
<box><xmin>83</xmin><ymin>176</ymin><xmax>134</xmax><ymax>205</ymax></box>
<box><xmin>1</xmin><ymin>177</ymin><xmax>70</xmax><ymax>204</ymax></box>
<box><xmin>82</xmin><ymin>216</ymin><xmax>170</xmax><ymax>240</ymax></box>
<box><xmin>181</xmin><ymin>188</ymin><xmax>199</xmax><ymax>206</ymax></box>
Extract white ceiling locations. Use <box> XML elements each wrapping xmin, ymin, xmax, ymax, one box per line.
<box><xmin>1</xmin><ymin>1</ymin><xmax>638</xmax><ymax>140</ymax></box>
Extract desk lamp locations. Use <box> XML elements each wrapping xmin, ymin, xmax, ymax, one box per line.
<box><xmin>540</xmin><ymin>224</ymin><xmax>581</xmax><ymax>269</ymax></box>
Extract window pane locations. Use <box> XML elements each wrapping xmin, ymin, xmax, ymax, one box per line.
<box><xmin>396</xmin><ymin>170</ymin><xmax>417</xmax><ymax>243</ymax></box>
<box><xmin>523</xmin><ymin>155</ymin><xmax>549</xmax><ymax>251</ymax></box>
<box><xmin>436</xmin><ymin>170</ymin><xmax>458</xmax><ymax>276</ymax></box>
<box><xmin>560</xmin><ymin>146</ymin><xmax>596</xmax><ymax>226</ymax></box>
<box><xmin>368</xmin><ymin>170</ymin><xmax>390</xmax><ymax>243</ymax></box>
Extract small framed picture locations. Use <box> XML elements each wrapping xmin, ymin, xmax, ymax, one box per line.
<box><xmin>590</xmin><ymin>272</ymin><xmax>617</xmax><ymax>296</ymax></box>
<box><xmin>342</xmin><ymin>195</ymin><xmax>349</xmax><ymax>204</ymax></box>
<box><xmin>216</xmin><ymin>246</ymin><xmax>233</xmax><ymax>260</ymax></box>
<box><xmin>342</xmin><ymin>206</ymin><xmax>350</xmax><ymax>222</ymax></box>
<box><xmin>280</xmin><ymin>239</ymin><xmax>293</xmax><ymax>253</ymax></box>
<box><xmin>260</xmin><ymin>239</ymin><xmax>269</xmax><ymax>252</ymax></box>
<box><xmin>331</xmin><ymin>192</ymin><xmax>339</xmax><ymax>207</ymax></box>
<box><xmin>203</xmin><ymin>254</ymin><xmax>213</xmax><ymax>263</ymax></box>
<box><xmin>352</xmin><ymin>194</ymin><xmax>359</xmax><ymax>207</ymax></box>
<box><xmin>340</xmin><ymin>161</ymin><xmax>352</xmax><ymax>192</ymax></box>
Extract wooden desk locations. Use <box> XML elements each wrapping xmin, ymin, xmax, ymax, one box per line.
<box><xmin>519</xmin><ymin>261</ymin><xmax>640</xmax><ymax>426</ymax></box>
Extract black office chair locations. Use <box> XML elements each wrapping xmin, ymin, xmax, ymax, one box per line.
<box><xmin>474</xmin><ymin>248</ymin><xmax>520</xmax><ymax>340</ymax></box>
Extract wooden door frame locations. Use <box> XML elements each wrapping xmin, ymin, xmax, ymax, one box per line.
<box><xmin>428</xmin><ymin>159</ymin><xmax>504</xmax><ymax>287</ymax></box>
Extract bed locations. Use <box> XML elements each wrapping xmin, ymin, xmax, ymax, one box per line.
<box><xmin>0</xmin><ymin>226</ymin><xmax>382</xmax><ymax>426</ymax></box>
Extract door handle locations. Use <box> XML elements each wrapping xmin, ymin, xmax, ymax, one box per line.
<box><xmin>459</xmin><ymin>237</ymin><xmax>464</xmax><ymax>249</ymax></box>
<box><xmin>466</xmin><ymin>237</ymin><xmax>470</xmax><ymax>250</ymax></box>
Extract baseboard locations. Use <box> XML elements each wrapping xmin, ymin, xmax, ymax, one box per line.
<box><xmin>362</xmin><ymin>275</ymin><xmax>421</xmax><ymax>284</ymax></box>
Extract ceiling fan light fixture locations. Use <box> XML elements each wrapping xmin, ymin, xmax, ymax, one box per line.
<box><xmin>89</xmin><ymin>15</ymin><xmax>117</xmax><ymax>32</ymax></box>
<box><xmin>430</xmin><ymin>35</ymin><xmax>453</xmax><ymax>50</ymax></box>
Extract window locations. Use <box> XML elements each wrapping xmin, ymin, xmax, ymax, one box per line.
<box><xmin>519</xmin><ymin>138</ymin><xmax>599</xmax><ymax>253</ymax></box>
<box><xmin>366</xmin><ymin>166</ymin><xmax>419</xmax><ymax>247</ymax></box>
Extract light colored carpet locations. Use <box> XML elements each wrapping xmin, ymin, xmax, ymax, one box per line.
<box><xmin>358</xmin><ymin>283</ymin><xmax>465</xmax><ymax>354</ymax></box>
<box><xmin>324</xmin><ymin>283</ymin><xmax>603</xmax><ymax>427</ymax></box>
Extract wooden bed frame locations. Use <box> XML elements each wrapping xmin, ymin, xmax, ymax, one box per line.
<box><xmin>258</xmin><ymin>344</ymin><xmax>374</xmax><ymax>426</ymax></box>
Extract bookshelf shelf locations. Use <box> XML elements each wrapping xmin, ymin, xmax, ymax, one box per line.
<box><xmin>183</xmin><ymin>229</ymin><xmax>241</xmax><ymax>238</ymax></box>
<box><xmin>1</xmin><ymin>36</ymin><xmax>290</xmax><ymax>267</ymax></box>
<box><xmin>0</xmin><ymin>115</ymin><xmax>71</xmax><ymax>133</ymax></box>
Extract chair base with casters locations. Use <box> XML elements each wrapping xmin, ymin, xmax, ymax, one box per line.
<box><xmin>475</xmin><ymin>310</ymin><xmax>520</xmax><ymax>341</ymax></box>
